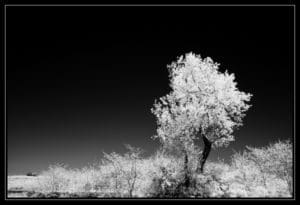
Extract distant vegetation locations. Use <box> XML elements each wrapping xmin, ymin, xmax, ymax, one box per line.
<box><xmin>26</xmin><ymin>172</ymin><xmax>38</xmax><ymax>177</ymax></box>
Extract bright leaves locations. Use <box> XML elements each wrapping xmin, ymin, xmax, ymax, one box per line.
<box><xmin>152</xmin><ymin>52</ymin><xmax>252</xmax><ymax>151</ymax></box>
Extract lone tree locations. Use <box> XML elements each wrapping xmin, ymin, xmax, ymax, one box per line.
<box><xmin>151</xmin><ymin>53</ymin><xmax>252</xmax><ymax>175</ymax></box>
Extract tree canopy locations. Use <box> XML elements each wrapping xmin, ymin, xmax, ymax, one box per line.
<box><xmin>152</xmin><ymin>52</ymin><xmax>252</xmax><ymax>152</ymax></box>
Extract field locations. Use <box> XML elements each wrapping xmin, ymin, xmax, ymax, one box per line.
<box><xmin>7</xmin><ymin>175</ymin><xmax>120</xmax><ymax>198</ymax></box>
<box><xmin>8</xmin><ymin>175</ymin><xmax>43</xmax><ymax>198</ymax></box>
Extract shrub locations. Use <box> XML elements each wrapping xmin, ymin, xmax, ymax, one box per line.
<box><xmin>37</xmin><ymin>163</ymin><xmax>71</xmax><ymax>193</ymax></box>
<box><xmin>229</xmin><ymin>140</ymin><xmax>293</xmax><ymax>197</ymax></box>
<box><xmin>31</xmin><ymin>140</ymin><xmax>292</xmax><ymax>198</ymax></box>
<box><xmin>101</xmin><ymin>144</ymin><xmax>144</xmax><ymax>197</ymax></box>
<box><xmin>145</xmin><ymin>151</ymin><xmax>207</xmax><ymax>198</ymax></box>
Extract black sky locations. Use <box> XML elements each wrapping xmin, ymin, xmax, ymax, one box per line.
<box><xmin>6</xmin><ymin>6</ymin><xmax>294</xmax><ymax>175</ymax></box>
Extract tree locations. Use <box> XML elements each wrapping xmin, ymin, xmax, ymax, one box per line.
<box><xmin>151</xmin><ymin>52</ymin><xmax>252</xmax><ymax>174</ymax></box>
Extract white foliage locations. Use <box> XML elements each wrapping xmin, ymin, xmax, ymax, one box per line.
<box><xmin>152</xmin><ymin>52</ymin><xmax>252</xmax><ymax>149</ymax></box>
<box><xmin>228</xmin><ymin>140</ymin><xmax>293</xmax><ymax>197</ymax></box>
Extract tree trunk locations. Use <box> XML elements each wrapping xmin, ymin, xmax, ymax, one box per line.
<box><xmin>183</xmin><ymin>149</ymin><xmax>190</xmax><ymax>187</ymax></box>
<box><xmin>197</xmin><ymin>135</ymin><xmax>212</xmax><ymax>173</ymax></box>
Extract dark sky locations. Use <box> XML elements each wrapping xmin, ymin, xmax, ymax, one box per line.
<box><xmin>6</xmin><ymin>6</ymin><xmax>294</xmax><ymax>175</ymax></box>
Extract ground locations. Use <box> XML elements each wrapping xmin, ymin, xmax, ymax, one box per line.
<box><xmin>7</xmin><ymin>175</ymin><xmax>41</xmax><ymax>198</ymax></box>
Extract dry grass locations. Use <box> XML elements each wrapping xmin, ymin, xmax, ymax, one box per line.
<box><xmin>8</xmin><ymin>175</ymin><xmax>42</xmax><ymax>192</ymax></box>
